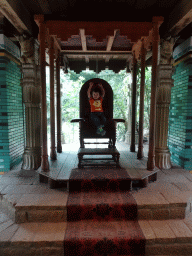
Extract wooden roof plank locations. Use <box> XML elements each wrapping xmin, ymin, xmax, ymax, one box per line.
<box><xmin>45</xmin><ymin>20</ymin><xmax>153</xmax><ymax>43</ymax></box>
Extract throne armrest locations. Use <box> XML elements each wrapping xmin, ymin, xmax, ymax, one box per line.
<box><xmin>113</xmin><ymin>118</ymin><xmax>125</xmax><ymax>123</ymax></box>
<box><xmin>71</xmin><ymin>118</ymin><xmax>85</xmax><ymax>123</ymax></box>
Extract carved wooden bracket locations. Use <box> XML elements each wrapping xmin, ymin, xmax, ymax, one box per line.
<box><xmin>34</xmin><ymin>14</ymin><xmax>61</xmax><ymax>60</ymax></box>
<box><xmin>132</xmin><ymin>16</ymin><xmax>164</xmax><ymax>62</ymax></box>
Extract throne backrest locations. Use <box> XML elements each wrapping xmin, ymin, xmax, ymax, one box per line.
<box><xmin>80</xmin><ymin>78</ymin><xmax>113</xmax><ymax>119</ymax></box>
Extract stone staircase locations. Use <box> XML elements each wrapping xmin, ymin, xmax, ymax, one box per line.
<box><xmin>1</xmin><ymin>162</ymin><xmax>192</xmax><ymax>255</ymax></box>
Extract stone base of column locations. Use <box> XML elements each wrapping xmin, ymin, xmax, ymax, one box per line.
<box><xmin>41</xmin><ymin>155</ymin><xmax>49</xmax><ymax>172</ymax></box>
<box><xmin>155</xmin><ymin>148</ymin><xmax>171</xmax><ymax>169</ymax></box>
<box><xmin>137</xmin><ymin>146</ymin><xmax>144</xmax><ymax>159</ymax></box>
<box><xmin>21</xmin><ymin>147</ymin><xmax>41</xmax><ymax>171</ymax></box>
<box><xmin>130</xmin><ymin>132</ymin><xmax>139</xmax><ymax>152</ymax></box>
<box><xmin>147</xmin><ymin>151</ymin><xmax>155</xmax><ymax>171</ymax></box>
<box><xmin>50</xmin><ymin>147</ymin><xmax>57</xmax><ymax>160</ymax></box>
<box><xmin>147</xmin><ymin>155</ymin><xmax>155</xmax><ymax>171</ymax></box>
<box><xmin>57</xmin><ymin>143</ymin><xmax>62</xmax><ymax>153</ymax></box>
<box><xmin>130</xmin><ymin>144</ymin><xmax>136</xmax><ymax>152</ymax></box>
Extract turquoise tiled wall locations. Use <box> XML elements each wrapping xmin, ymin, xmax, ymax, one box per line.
<box><xmin>168</xmin><ymin>37</ymin><xmax>192</xmax><ymax>170</ymax></box>
<box><xmin>0</xmin><ymin>35</ymin><xmax>24</xmax><ymax>172</ymax></box>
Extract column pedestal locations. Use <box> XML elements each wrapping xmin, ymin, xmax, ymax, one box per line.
<box><xmin>155</xmin><ymin>64</ymin><xmax>174</xmax><ymax>169</ymax></box>
<box><xmin>22</xmin><ymin>148</ymin><xmax>41</xmax><ymax>170</ymax></box>
<box><xmin>155</xmin><ymin>148</ymin><xmax>171</xmax><ymax>169</ymax></box>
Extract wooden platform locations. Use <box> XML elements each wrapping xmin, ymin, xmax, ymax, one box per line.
<box><xmin>37</xmin><ymin>142</ymin><xmax>159</xmax><ymax>189</ymax></box>
<box><xmin>78</xmin><ymin>147</ymin><xmax>120</xmax><ymax>168</ymax></box>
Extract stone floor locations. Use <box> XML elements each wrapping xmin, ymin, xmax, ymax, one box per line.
<box><xmin>0</xmin><ymin>142</ymin><xmax>192</xmax><ymax>255</ymax></box>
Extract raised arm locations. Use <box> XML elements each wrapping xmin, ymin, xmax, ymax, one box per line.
<box><xmin>87</xmin><ymin>82</ymin><xmax>94</xmax><ymax>99</ymax></box>
<box><xmin>98</xmin><ymin>83</ymin><xmax>105</xmax><ymax>98</ymax></box>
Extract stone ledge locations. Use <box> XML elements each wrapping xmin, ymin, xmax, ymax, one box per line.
<box><xmin>15</xmin><ymin>209</ymin><xmax>67</xmax><ymax>223</ymax></box>
<box><xmin>0</xmin><ymin>192</ymin><xmax>69</xmax><ymax>223</ymax></box>
<box><xmin>0</xmin><ymin>220</ymin><xmax>67</xmax><ymax>255</ymax></box>
<box><xmin>138</xmin><ymin>204</ymin><xmax>190</xmax><ymax>220</ymax></box>
<box><xmin>146</xmin><ymin>243</ymin><xmax>192</xmax><ymax>255</ymax></box>
<box><xmin>0</xmin><ymin>246</ymin><xmax>64</xmax><ymax>256</ymax></box>
<box><xmin>139</xmin><ymin>218</ymin><xmax>192</xmax><ymax>252</ymax></box>
<box><xmin>1</xmin><ymin>190</ymin><xmax>191</xmax><ymax>223</ymax></box>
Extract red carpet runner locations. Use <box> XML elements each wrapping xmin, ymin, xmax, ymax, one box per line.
<box><xmin>64</xmin><ymin>168</ymin><xmax>145</xmax><ymax>256</ymax></box>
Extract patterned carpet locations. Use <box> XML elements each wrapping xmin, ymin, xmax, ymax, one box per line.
<box><xmin>68</xmin><ymin>167</ymin><xmax>132</xmax><ymax>192</ymax></box>
<box><xmin>64</xmin><ymin>168</ymin><xmax>145</xmax><ymax>256</ymax></box>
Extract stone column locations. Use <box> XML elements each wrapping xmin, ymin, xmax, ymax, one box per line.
<box><xmin>130</xmin><ymin>53</ymin><xmax>137</xmax><ymax>152</ymax></box>
<box><xmin>49</xmin><ymin>37</ymin><xmax>57</xmax><ymax>160</ymax></box>
<box><xmin>39</xmin><ymin>16</ymin><xmax>49</xmax><ymax>171</ymax></box>
<box><xmin>137</xmin><ymin>40</ymin><xmax>146</xmax><ymax>159</ymax></box>
<box><xmin>21</xmin><ymin>63</ymin><xmax>41</xmax><ymax>170</ymax></box>
<box><xmin>147</xmin><ymin>19</ymin><xmax>160</xmax><ymax>171</ymax></box>
<box><xmin>56</xmin><ymin>54</ymin><xmax>62</xmax><ymax>153</ymax></box>
<box><xmin>17</xmin><ymin>33</ymin><xmax>42</xmax><ymax>171</ymax></box>
<box><xmin>155</xmin><ymin>65</ymin><xmax>173</xmax><ymax>169</ymax></box>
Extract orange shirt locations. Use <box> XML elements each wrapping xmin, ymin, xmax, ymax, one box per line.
<box><xmin>89</xmin><ymin>97</ymin><xmax>103</xmax><ymax>112</ymax></box>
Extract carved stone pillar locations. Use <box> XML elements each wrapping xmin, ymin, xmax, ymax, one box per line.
<box><xmin>137</xmin><ymin>40</ymin><xmax>146</xmax><ymax>159</ymax></box>
<box><xmin>130</xmin><ymin>53</ymin><xmax>137</xmax><ymax>152</ymax></box>
<box><xmin>56</xmin><ymin>54</ymin><xmax>62</xmax><ymax>153</ymax></box>
<box><xmin>49</xmin><ymin>37</ymin><xmax>57</xmax><ymax>160</ymax></box>
<box><xmin>155</xmin><ymin>65</ymin><xmax>173</xmax><ymax>169</ymax></box>
<box><xmin>21</xmin><ymin>64</ymin><xmax>41</xmax><ymax>170</ymax></box>
<box><xmin>39</xmin><ymin>16</ymin><xmax>49</xmax><ymax>172</ymax></box>
<box><xmin>147</xmin><ymin>19</ymin><xmax>160</xmax><ymax>171</ymax></box>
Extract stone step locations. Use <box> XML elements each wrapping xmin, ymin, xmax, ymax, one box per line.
<box><xmin>64</xmin><ymin>219</ymin><xmax>145</xmax><ymax>255</ymax></box>
<box><xmin>68</xmin><ymin>167</ymin><xmax>132</xmax><ymax>192</ymax></box>
<box><xmin>67</xmin><ymin>191</ymin><xmax>137</xmax><ymax>221</ymax></box>
<box><xmin>0</xmin><ymin>192</ymin><xmax>68</xmax><ymax>224</ymax></box>
<box><xmin>133</xmin><ymin>191</ymin><xmax>190</xmax><ymax>220</ymax></box>
<box><xmin>0</xmin><ymin>218</ymin><xmax>66</xmax><ymax>256</ymax></box>
<box><xmin>1</xmin><ymin>209</ymin><xmax>192</xmax><ymax>255</ymax></box>
<box><xmin>0</xmin><ymin>190</ymin><xmax>190</xmax><ymax>223</ymax></box>
<box><xmin>140</xmin><ymin>216</ymin><xmax>192</xmax><ymax>255</ymax></box>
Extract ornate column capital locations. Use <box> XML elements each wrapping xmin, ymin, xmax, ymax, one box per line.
<box><xmin>159</xmin><ymin>38</ymin><xmax>176</xmax><ymax>65</ymax></box>
<box><xmin>21</xmin><ymin>64</ymin><xmax>41</xmax><ymax>106</ymax></box>
<box><xmin>156</xmin><ymin>64</ymin><xmax>174</xmax><ymax>105</ymax></box>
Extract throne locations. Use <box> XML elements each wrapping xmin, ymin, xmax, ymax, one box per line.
<box><xmin>71</xmin><ymin>78</ymin><xmax>125</xmax><ymax>168</ymax></box>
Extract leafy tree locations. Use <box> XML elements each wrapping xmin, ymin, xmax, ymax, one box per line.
<box><xmin>98</xmin><ymin>69</ymin><xmax>131</xmax><ymax>141</ymax></box>
<box><xmin>136</xmin><ymin>66</ymin><xmax>151</xmax><ymax>132</ymax></box>
<box><xmin>60</xmin><ymin>69</ymin><xmax>132</xmax><ymax>142</ymax></box>
<box><xmin>46</xmin><ymin>66</ymin><xmax>152</xmax><ymax>143</ymax></box>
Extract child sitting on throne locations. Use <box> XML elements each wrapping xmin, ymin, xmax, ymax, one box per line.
<box><xmin>87</xmin><ymin>82</ymin><xmax>106</xmax><ymax>136</ymax></box>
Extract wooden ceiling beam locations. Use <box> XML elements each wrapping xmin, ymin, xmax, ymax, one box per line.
<box><xmin>105</xmin><ymin>29</ymin><xmax>119</xmax><ymax>62</ymax></box>
<box><xmin>53</xmin><ymin>36</ymin><xmax>61</xmax><ymax>52</ymax></box>
<box><xmin>163</xmin><ymin>0</ymin><xmax>192</xmax><ymax>38</ymax></box>
<box><xmin>80</xmin><ymin>29</ymin><xmax>87</xmax><ymax>51</ymax></box>
<box><xmin>35</xmin><ymin>15</ymin><xmax>62</xmax><ymax>59</ymax></box>
<box><xmin>61</xmin><ymin>50</ymin><xmax>132</xmax><ymax>54</ymax></box>
<box><xmin>132</xmin><ymin>16</ymin><xmax>163</xmax><ymax>61</ymax></box>
<box><xmin>61</xmin><ymin>50</ymin><xmax>132</xmax><ymax>62</ymax></box>
<box><xmin>106</xmin><ymin>29</ymin><xmax>118</xmax><ymax>51</ymax></box>
<box><xmin>45</xmin><ymin>20</ymin><xmax>153</xmax><ymax>43</ymax></box>
<box><xmin>79</xmin><ymin>28</ymin><xmax>89</xmax><ymax>63</ymax></box>
<box><xmin>0</xmin><ymin>0</ymin><xmax>32</xmax><ymax>34</ymax></box>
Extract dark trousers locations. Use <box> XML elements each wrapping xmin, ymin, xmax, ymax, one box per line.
<box><xmin>91</xmin><ymin>112</ymin><xmax>106</xmax><ymax>128</ymax></box>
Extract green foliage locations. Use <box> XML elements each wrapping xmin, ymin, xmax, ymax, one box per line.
<box><xmin>98</xmin><ymin>69</ymin><xmax>131</xmax><ymax>141</ymax></box>
<box><xmin>46</xmin><ymin>66</ymin><xmax>152</xmax><ymax>143</ymax></box>
<box><xmin>136</xmin><ymin>66</ymin><xmax>151</xmax><ymax>130</ymax></box>
<box><xmin>60</xmin><ymin>69</ymin><xmax>132</xmax><ymax>142</ymax></box>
